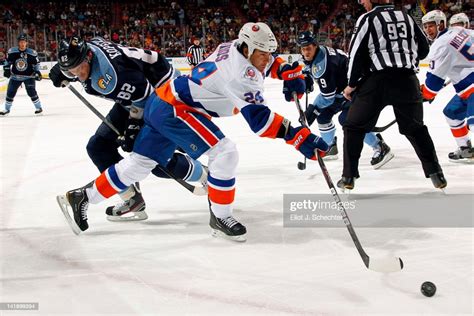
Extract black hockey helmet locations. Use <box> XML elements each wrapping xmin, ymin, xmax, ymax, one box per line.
<box><xmin>296</xmin><ymin>31</ymin><xmax>317</xmax><ymax>47</ymax></box>
<box><xmin>17</xmin><ymin>33</ymin><xmax>28</xmax><ymax>42</ymax></box>
<box><xmin>58</xmin><ymin>36</ymin><xmax>89</xmax><ymax>70</ymax></box>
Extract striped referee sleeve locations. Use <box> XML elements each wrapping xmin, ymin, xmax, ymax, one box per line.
<box><xmin>347</xmin><ymin>13</ymin><xmax>370</xmax><ymax>87</ymax></box>
<box><xmin>186</xmin><ymin>45</ymin><xmax>205</xmax><ymax>66</ymax></box>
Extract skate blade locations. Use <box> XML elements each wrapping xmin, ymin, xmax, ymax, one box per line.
<box><xmin>449</xmin><ymin>158</ymin><xmax>474</xmax><ymax>164</ymax></box>
<box><xmin>56</xmin><ymin>195</ymin><xmax>82</xmax><ymax>235</ymax></box>
<box><xmin>372</xmin><ymin>152</ymin><xmax>395</xmax><ymax>170</ymax></box>
<box><xmin>341</xmin><ymin>188</ymin><xmax>352</xmax><ymax>195</ymax></box>
<box><xmin>211</xmin><ymin>229</ymin><xmax>247</xmax><ymax>242</ymax></box>
<box><xmin>322</xmin><ymin>155</ymin><xmax>338</xmax><ymax>161</ymax></box>
<box><xmin>107</xmin><ymin>211</ymin><xmax>148</xmax><ymax>222</ymax></box>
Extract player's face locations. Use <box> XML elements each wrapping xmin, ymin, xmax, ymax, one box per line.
<box><xmin>18</xmin><ymin>40</ymin><xmax>27</xmax><ymax>51</ymax></box>
<box><xmin>250</xmin><ymin>49</ymin><xmax>272</xmax><ymax>73</ymax></box>
<box><xmin>450</xmin><ymin>22</ymin><xmax>465</xmax><ymax>28</ymax></box>
<box><xmin>68</xmin><ymin>61</ymin><xmax>91</xmax><ymax>82</ymax></box>
<box><xmin>423</xmin><ymin>22</ymin><xmax>438</xmax><ymax>40</ymax></box>
<box><xmin>300</xmin><ymin>44</ymin><xmax>317</xmax><ymax>61</ymax></box>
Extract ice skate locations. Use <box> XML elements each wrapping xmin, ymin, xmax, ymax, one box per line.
<box><xmin>337</xmin><ymin>176</ymin><xmax>355</xmax><ymax>192</ymax></box>
<box><xmin>0</xmin><ymin>109</ymin><xmax>10</xmax><ymax>116</ymax></box>
<box><xmin>429</xmin><ymin>172</ymin><xmax>447</xmax><ymax>190</ymax></box>
<box><xmin>371</xmin><ymin>133</ymin><xmax>394</xmax><ymax>169</ymax></box>
<box><xmin>105</xmin><ymin>183</ymin><xmax>148</xmax><ymax>222</ymax></box>
<box><xmin>56</xmin><ymin>182</ymin><xmax>93</xmax><ymax>235</ymax></box>
<box><xmin>322</xmin><ymin>137</ymin><xmax>338</xmax><ymax>161</ymax></box>
<box><xmin>448</xmin><ymin>141</ymin><xmax>473</xmax><ymax>163</ymax></box>
<box><xmin>34</xmin><ymin>108</ymin><xmax>43</xmax><ymax>115</ymax></box>
<box><xmin>209</xmin><ymin>200</ymin><xmax>246</xmax><ymax>242</ymax></box>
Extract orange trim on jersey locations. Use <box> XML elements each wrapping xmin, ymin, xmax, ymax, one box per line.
<box><xmin>451</xmin><ymin>125</ymin><xmax>469</xmax><ymax>138</ymax></box>
<box><xmin>459</xmin><ymin>86</ymin><xmax>474</xmax><ymax>100</ymax></box>
<box><xmin>95</xmin><ymin>172</ymin><xmax>118</xmax><ymax>198</ymax></box>
<box><xmin>260</xmin><ymin>113</ymin><xmax>284</xmax><ymax>138</ymax></box>
<box><xmin>208</xmin><ymin>186</ymin><xmax>235</xmax><ymax>205</ymax></box>
<box><xmin>156</xmin><ymin>81</ymin><xmax>212</xmax><ymax>120</ymax></box>
<box><xmin>269</xmin><ymin>56</ymin><xmax>285</xmax><ymax>79</ymax></box>
<box><xmin>176</xmin><ymin>110</ymin><xmax>219</xmax><ymax>146</ymax></box>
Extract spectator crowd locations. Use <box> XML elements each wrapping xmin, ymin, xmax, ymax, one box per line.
<box><xmin>0</xmin><ymin>0</ymin><xmax>471</xmax><ymax>61</ymax></box>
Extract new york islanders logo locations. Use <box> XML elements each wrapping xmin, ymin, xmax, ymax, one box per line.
<box><xmin>244</xmin><ymin>66</ymin><xmax>257</xmax><ymax>81</ymax></box>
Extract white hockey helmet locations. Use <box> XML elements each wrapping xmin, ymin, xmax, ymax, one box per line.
<box><xmin>422</xmin><ymin>10</ymin><xmax>447</xmax><ymax>27</ymax></box>
<box><xmin>238</xmin><ymin>22</ymin><xmax>278</xmax><ymax>58</ymax></box>
<box><xmin>449</xmin><ymin>13</ymin><xmax>469</xmax><ymax>28</ymax></box>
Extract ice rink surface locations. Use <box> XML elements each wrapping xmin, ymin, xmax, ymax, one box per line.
<box><xmin>0</xmin><ymin>72</ymin><xmax>472</xmax><ymax>315</ymax></box>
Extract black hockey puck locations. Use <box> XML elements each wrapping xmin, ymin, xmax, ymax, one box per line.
<box><xmin>421</xmin><ymin>281</ymin><xmax>436</xmax><ymax>297</ymax></box>
<box><xmin>297</xmin><ymin>162</ymin><xmax>306</xmax><ymax>170</ymax></box>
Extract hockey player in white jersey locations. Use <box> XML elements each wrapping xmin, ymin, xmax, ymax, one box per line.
<box><xmin>56</xmin><ymin>22</ymin><xmax>328</xmax><ymax>240</ymax></box>
<box><xmin>421</xmin><ymin>10</ymin><xmax>473</xmax><ymax>163</ymax></box>
<box><xmin>449</xmin><ymin>13</ymin><xmax>470</xmax><ymax>29</ymax></box>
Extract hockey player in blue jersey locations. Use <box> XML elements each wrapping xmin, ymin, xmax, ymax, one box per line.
<box><xmin>297</xmin><ymin>31</ymin><xmax>394</xmax><ymax>168</ymax></box>
<box><xmin>49</xmin><ymin>36</ymin><xmax>207</xmax><ymax>222</ymax></box>
<box><xmin>1</xmin><ymin>33</ymin><xmax>43</xmax><ymax>115</ymax></box>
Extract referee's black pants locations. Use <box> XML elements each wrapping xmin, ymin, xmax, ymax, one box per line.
<box><xmin>342</xmin><ymin>69</ymin><xmax>442</xmax><ymax>178</ymax></box>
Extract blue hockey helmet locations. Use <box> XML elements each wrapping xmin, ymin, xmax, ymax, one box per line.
<box><xmin>297</xmin><ymin>31</ymin><xmax>317</xmax><ymax>47</ymax></box>
<box><xmin>17</xmin><ymin>33</ymin><xmax>28</xmax><ymax>42</ymax></box>
<box><xmin>58</xmin><ymin>36</ymin><xmax>89</xmax><ymax>70</ymax></box>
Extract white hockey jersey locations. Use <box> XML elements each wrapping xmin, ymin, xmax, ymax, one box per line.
<box><xmin>423</xmin><ymin>27</ymin><xmax>473</xmax><ymax>100</ymax></box>
<box><xmin>156</xmin><ymin>40</ymin><xmax>287</xmax><ymax>138</ymax></box>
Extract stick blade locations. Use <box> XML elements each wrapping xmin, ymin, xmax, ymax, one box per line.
<box><xmin>367</xmin><ymin>257</ymin><xmax>404</xmax><ymax>273</ymax></box>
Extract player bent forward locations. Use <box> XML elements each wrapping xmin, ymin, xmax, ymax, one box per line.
<box><xmin>57</xmin><ymin>22</ymin><xmax>328</xmax><ymax>241</ymax></box>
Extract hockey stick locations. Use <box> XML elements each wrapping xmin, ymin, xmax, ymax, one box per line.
<box><xmin>293</xmin><ymin>92</ymin><xmax>404</xmax><ymax>273</ymax></box>
<box><xmin>68</xmin><ymin>85</ymin><xmax>122</xmax><ymax>135</ymax></box>
<box><xmin>67</xmin><ymin>84</ymin><xmax>207</xmax><ymax>196</ymax></box>
<box><xmin>297</xmin><ymin>93</ymin><xmax>309</xmax><ymax>170</ymax></box>
<box><xmin>372</xmin><ymin>119</ymin><xmax>397</xmax><ymax>133</ymax></box>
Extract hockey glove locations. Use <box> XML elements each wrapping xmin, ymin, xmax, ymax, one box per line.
<box><xmin>283</xmin><ymin>78</ymin><xmax>306</xmax><ymax>102</ymax></box>
<box><xmin>277</xmin><ymin>61</ymin><xmax>303</xmax><ymax>81</ymax></box>
<box><xmin>34</xmin><ymin>70</ymin><xmax>42</xmax><ymax>81</ymax></box>
<box><xmin>284</xmin><ymin>125</ymin><xmax>328</xmax><ymax>160</ymax></box>
<box><xmin>117</xmin><ymin>117</ymin><xmax>144</xmax><ymax>152</ymax></box>
<box><xmin>279</xmin><ymin>62</ymin><xmax>306</xmax><ymax>102</ymax></box>
<box><xmin>304</xmin><ymin>104</ymin><xmax>320</xmax><ymax>126</ymax></box>
<box><xmin>420</xmin><ymin>84</ymin><xmax>435</xmax><ymax>103</ymax></box>
<box><xmin>303</xmin><ymin>71</ymin><xmax>314</xmax><ymax>93</ymax></box>
<box><xmin>3</xmin><ymin>66</ymin><xmax>11</xmax><ymax>78</ymax></box>
<box><xmin>49</xmin><ymin>63</ymin><xmax>76</xmax><ymax>87</ymax></box>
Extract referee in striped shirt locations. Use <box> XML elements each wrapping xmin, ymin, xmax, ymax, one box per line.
<box><xmin>186</xmin><ymin>37</ymin><xmax>205</xmax><ymax>68</ymax></box>
<box><xmin>339</xmin><ymin>0</ymin><xmax>446</xmax><ymax>190</ymax></box>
